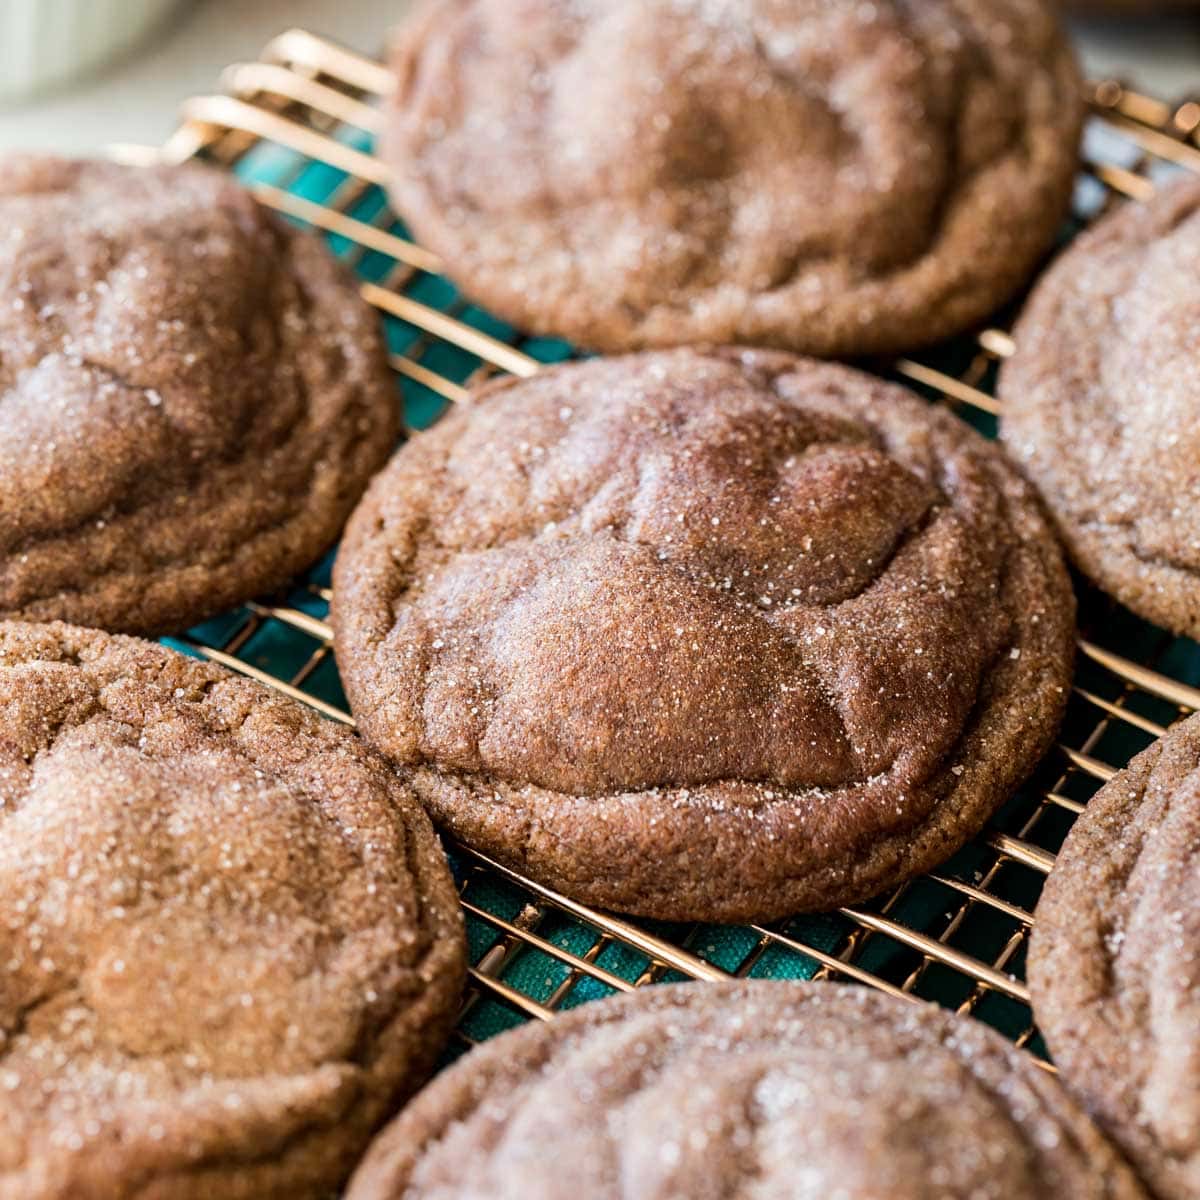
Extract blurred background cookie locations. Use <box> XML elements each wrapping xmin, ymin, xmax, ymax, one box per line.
<box><xmin>346</xmin><ymin>981</ymin><xmax>1147</xmax><ymax>1200</ymax></box>
<box><xmin>0</xmin><ymin>156</ymin><xmax>398</xmax><ymax>635</ymax></box>
<box><xmin>0</xmin><ymin>620</ymin><xmax>465</xmax><ymax>1200</ymax></box>
<box><xmin>382</xmin><ymin>0</ymin><xmax>1083</xmax><ymax>357</ymax></box>
<box><xmin>1029</xmin><ymin>711</ymin><xmax>1200</xmax><ymax>1200</ymax></box>
<box><xmin>1001</xmin><ymin>178</ymin><xmax>1200</xmax><ymax>640</ymax></box>
<box><xmin>332</xmin><ymin>349</ymin><xmax>1076</xmax><ymax>922</ymax></box>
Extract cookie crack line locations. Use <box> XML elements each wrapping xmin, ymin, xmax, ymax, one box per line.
<box><xmin>415</xmin><ymin>610</ymin><xmax>1017</xmax><ymax>810</ymax></box>
<box><xmin>8</xmin><ymin>486</ymin><xmax>326</xmax><ymax>607</ymax></box>
<box><xmin>391</xmin><ymin>470</ymin><xmax>943</xmax><ymax>630</ymax></box>
<box><xmin>731</xmin><ymin>14</ymin><xmax>1027</xmax><ymax>305</ymax></box>
<box><xmin>1055</xmin><ymin>484</ymin><xmax>1200</xmax><ymax>579</ymax></box>
<box><xmin>7</xmin><ymin>334</ymin><xmax>327</xmax><ymax>562</ymax></box>
<box><xmin>1</xmin><ymin>987</ymin><xmax>75</xmax><ymax>1054</ymax></box>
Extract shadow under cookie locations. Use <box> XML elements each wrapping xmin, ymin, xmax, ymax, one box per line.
<box><xmin>332</xmin><ymin>349</ymin><xmax>1076</xmax><ymax>923</ymax></box>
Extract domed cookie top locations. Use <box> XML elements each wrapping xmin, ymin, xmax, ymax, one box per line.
<box><xmin>1001</xmin><ymin>179</ymin><xmax>1200</xmax><ymax>640</ymax></box>
<box><xmin>1029</xmin><ymin>711</ymin><xmax>1200</xmax><ymax>1200</ymax></box>
<box><xmin>0</xmin><ymin>621</ymin><xmax>465</xmax><ymax>1200</ymax></box>
<box><xmin>382</xmin><ymin>0</ymin><xmax>1083</xmax><ymax>357</ymax></box>
<box><xmin>0</xmin><ymin>156</ymin><xmax>398</xmax><ymax>636</ymax></box>
<box><xmin>346</xmin><ymin>981</ymin><xmax>1147</xmax><ymax>1200</ymax></box>
<box><xmin>332</xmin><ymin>349</ymin><xmax>1076</xmax><ymax>922</ymax></box>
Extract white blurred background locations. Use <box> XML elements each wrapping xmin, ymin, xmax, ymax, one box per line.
<box><xmin>0</xmin><ymin>0</ymin><xmax>1195</xmax><ymax>153</ymax></box>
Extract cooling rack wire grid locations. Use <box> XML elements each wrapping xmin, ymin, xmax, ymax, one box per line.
<box><xmin>112</xmin><ymin>30</ymin><xmax>1200</xmax><ymax>1062</ymax></box>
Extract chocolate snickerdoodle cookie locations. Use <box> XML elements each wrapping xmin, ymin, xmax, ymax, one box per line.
<box><xmin>332</xmin><ymin>349</ymin><xmax>1076</xmax><ymax>923</ymax></box>
<box><xmin>1029</xmin><ymin>712</ymin><xmax>1200</xmax><ymax>1200</ymax></box>
<box><xmin>382</xmin><ymin>0</ymin><xmax>1084</xmax><ymax>358</ymax></box>
<box><xmin>346</xmin><ymin>981</ymin><xmax>1147</xmax><ymax>1200</ymax></box>
<box><xmin>0</xmin><ymin>156</ymin><xmax>398</xmax><ymax>636</ymax></box>
<box><xmin>0</xmin><ymin>621</ymin><xmax>465</xmax><ymax>1200</ymax></box>
<box><xmin>1001</xmin><ymin>179</ymin><xmax>1200</xmax><ymax>641</ymax></box>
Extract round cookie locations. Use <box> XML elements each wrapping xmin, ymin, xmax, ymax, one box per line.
<box><xmin>1001</xmin><ymin>179</ymin><xmax>1200</xmax><ymax>640</ymax></box>
<box><xmin>1029</xmin><ymin>711</ymin><xmax>1200</xmax><ymax>1200</ymax></box>
<box><xmin>346</xmin><ymin>981</ymin><xmax>1147</xmax><ymax>1200</ymax></box>
<box><xmin>382</xmin><ymin>0</ymin><xmax>1083</xmax><ymax>358</ymax></box>
<box><xmin>331</xmin><ymin>349</ymin><xmax>1076</xmax><ymax>922</ymax></box>
<box><xmin>0</xmin><ymin>621</ymin><xmax>466</xmax><ymax>1200</ymax></box>
<box><xmin>0</xmin><ymin>156</ymin><xmax>399</xmax><ymax>636</ymax></box>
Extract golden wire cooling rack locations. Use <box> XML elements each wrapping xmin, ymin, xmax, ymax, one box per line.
<box><xmin>126</xmin><ymin>29</ymin><xmax>1200</xmax><ymax>1061</ymax></box>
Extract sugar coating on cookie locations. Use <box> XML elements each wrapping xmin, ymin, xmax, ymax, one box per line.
<box><xmin>1002</xmin><ymin>178</ymin><xmax>1200</xmax><ymax>640</ymax></box>
<box><xmin>1030</xmin><ymin>710</ymin><xmax>1200</xmax><ymax>1200</ymax></box>
<box><xmin>332</xmin><ymin>349</ymin><xmax>1076</xmax><ymax>922</ymax></box>
<box><xmin>382</xmin><ymin>0</ymin><xmax>1082</xmax><ymax>357</ymax></box>
<box><xmin>346</xmin><ymin>981</ymin><xmax>1148</xmax><ymax>1200</ymax></box>
<box><xmin>0</xmin><ymin>156</ymin><xmax>398</xmax><ymax>636</ymax></box>
<box><xmin>0</xmin><ymin>621</ymin><xmax>465</xmax><ymax>1200</ymax></box>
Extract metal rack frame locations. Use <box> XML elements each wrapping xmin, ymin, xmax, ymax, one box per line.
<box><xmin>135</xmin><ymin>29</ymin><xmax>1200</xmax><ymax>1059</ymax></box>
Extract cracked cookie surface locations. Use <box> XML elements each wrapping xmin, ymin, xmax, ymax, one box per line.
<box><xmin>331</xmin><ymin>349</ymin><xmax>1075</xmax><ymax>921</ymax></box>
<box><xmin>346</xmin><ymin>981</ymin><xmax>1148</xmax><ymax>1200</ymax></box>
<box><xmin>0</xmin><ymin>621</ymin><xmax>465</xmax><ymax>1200</ymax></box>
<box><xmin>1001</xmin><ymin>179</ymin><xmax>1200</xmax><ymax>640</ymax></box>
<box><xmin>382</xmin><ymin>0</ymin><xmax>1082</xmax><ymax>357</ymax></box>
<box><xmin>0</xmin><ymin>156</ymin><xmax>398</xmax><ymax>635</ymax></box>
<box><xmin>1029</xmin><ymin>711</ymin><xmax>1200</xmax><ymax>1200</ymax></box>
